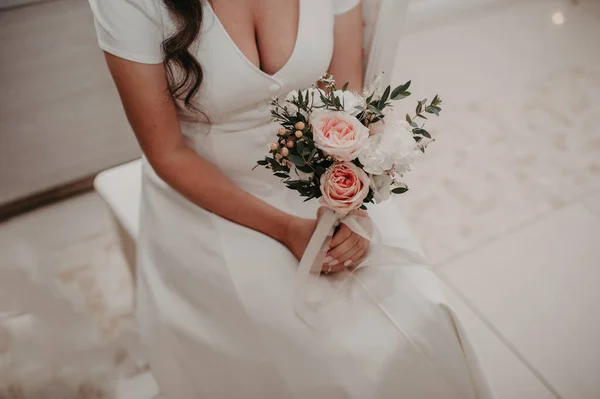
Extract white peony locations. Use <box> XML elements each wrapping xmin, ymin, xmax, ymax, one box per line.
<box><xmin>357</xmin><ymin>134</ymin><xmax>392</xmax><ymax>175</ymax></box>
<box><xmin>381</xmin><ymin>120</ymin><xmax>418</xmax><ymax>167</ymax></box>
<box><xmin>359</xmin><ymin>120</ymin><xmax>417</xmax><ymax>175</ymax></box>
<box><xmin>370</xmin><ymin>173</ymin><xmax>392</xmax><ymax>204</ymax></box>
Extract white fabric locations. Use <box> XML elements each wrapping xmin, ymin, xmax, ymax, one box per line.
<box><xmin>362</xmin><ymin>0</ymin><xmax>409</xmax><ymax>88</ymax></box>
<box><xmin>332</xmin><ymin>0</ymin><xmax>361</xmax><ymax>15</ymax></box>
<box><xmin>89</xmin><ymin>0</ymin><xmax>495</xmax><ymax>397</ymax></box>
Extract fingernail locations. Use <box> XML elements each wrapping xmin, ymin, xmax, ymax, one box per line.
<box><xmin>344</xmin><ymin>260</ymin><xmax>353</xmax><ymax>267</ymax></box>
<box><xmin>329</xmin><ymin>259</ymin><xmax>339</xmax><ymax>266</ymax></box>
<box><xmin>324</xmin><ymin>256</ymin><xmax>333</xmax><ymax>263</ymax></box>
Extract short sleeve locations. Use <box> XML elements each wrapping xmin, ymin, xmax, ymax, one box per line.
<box><xmin>88</xmin><ymin>0</ymin><xmax>164</xmax><ymax>64</ymax></box>
<box><xmin>332</xmin><ymin>0</ymin><xmax>361</xmax><ymax>15</ymax></box>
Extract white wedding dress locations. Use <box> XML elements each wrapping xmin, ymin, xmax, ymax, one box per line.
<box><xmin>89</xmin><ymin>0</ymin><xmax>495</xmax><ymax>397</ymax></box>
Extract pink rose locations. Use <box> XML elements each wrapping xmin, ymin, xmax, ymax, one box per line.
<box><xmin>320</xmin><ymin>162</ymin><xmax>371</xmax><ymax>214</ymax></box>
<box><xmin>311</xmin><ymin>111</ymin><xmax>369</xmax><ymax>161</ymax></box>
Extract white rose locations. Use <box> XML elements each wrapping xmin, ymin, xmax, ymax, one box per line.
<box><xmin>333</xmin><ymin>90</ymin><xmax>365</xmax><ymax>115</ymax></box>
<box><xmin>370</xmin><ymin>173</ymin><xmax>392</xmax><ymax>204</ymax></box>
<box><xmin>284</xmin><ymin>88</ymin><xmax>325</xmax><ymax>115</ymax></box>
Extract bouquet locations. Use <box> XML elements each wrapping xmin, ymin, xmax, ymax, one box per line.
<box><xmin>256</xmin><ymin>73</ymin><xmax>442</xmax><ymax>214</ymax></box>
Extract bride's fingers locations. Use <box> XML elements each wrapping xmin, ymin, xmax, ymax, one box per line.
<box><xmin>337</xmin><ymin>238</ymin><xmax>368</xmax><ymax>267</ymax></box>
<box><xmin>329</xmin><ymin>224</ymin><xmax>352</xmax><ymax>248</ymax></box>
<box><xmin>321</xmin><ymin>259</ymin><xmax>346</xmax><ymax>273</ymax></box>
<box><xmin>326</xmin><ymin>233</ymin><xmax>360</xmax><ymax>262</ymax></box>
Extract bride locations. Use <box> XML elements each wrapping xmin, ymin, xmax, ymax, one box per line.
<box><xmin>89</xmin><ymin>0</ymin><xmax>494</xmax><ymax>397</ymax></box>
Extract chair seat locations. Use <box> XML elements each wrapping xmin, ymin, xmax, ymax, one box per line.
<box><xmin>94</xmin><ymin>159</ymin><xmax>142</xmax><ymax>275</ymax></box>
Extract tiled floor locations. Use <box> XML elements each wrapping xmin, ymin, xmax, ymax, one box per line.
<box><xmin>1</xmin><ymin>0</ymin><xmax>599</xmax><ymax>398</ymax></box>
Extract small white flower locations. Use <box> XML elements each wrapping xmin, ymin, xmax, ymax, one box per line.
<box><xmin>370</xmin><ymin>173</ymin><xmax>392</xmax><ymax>203</ymax></box>
<box><xmin>284</xmin><ymin>88</ymin><xmax>325</xmax><ymax>115</ymax></box>
<box><xmin>333</xmin><ymin>90</ymin><xmax>365</xmax><ymax>115</ymax></box>
<box><xmin>295</xmin><ymin>168</ymin><xmax>314</xmax><ymax>181</ymax></box>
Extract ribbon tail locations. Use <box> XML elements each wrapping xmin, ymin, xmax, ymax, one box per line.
<box><xmin>293</xmin><ymin>209</ymin><xmax>338</xmax><ymax>325</ymax></box>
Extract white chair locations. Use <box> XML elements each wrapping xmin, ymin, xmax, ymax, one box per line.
<box><xmin>94</xmin><ymin>0</ymin><xmax>409</xmax><ymax>278</ymax></box>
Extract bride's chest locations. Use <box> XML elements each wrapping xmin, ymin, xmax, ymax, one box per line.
<box><xmin>161</xmin><ymin>0</ymin><xmax>338</xmax><ymax>125</ymax></box>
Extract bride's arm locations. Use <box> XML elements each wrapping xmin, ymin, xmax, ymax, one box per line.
<box><xmin>103</xmin><ymin>54</ymin><xmax>314</xmax><ymax>257</ymax></box>
<box><xmin>328</xmin><ymin>4</ymin><xmax>364</xmax><ymax>92</ymax></box>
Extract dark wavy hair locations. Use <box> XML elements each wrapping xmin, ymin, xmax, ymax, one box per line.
<box><xmin>161</xmin><ymin>0</ymin><xmax>204</xmax><ymax>109</ymax></box>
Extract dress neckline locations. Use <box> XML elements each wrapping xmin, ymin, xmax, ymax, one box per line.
<box><xmin>204</xmin><ymin>0</ymin><xmax>303</xmax><ymax>82</ymax></box>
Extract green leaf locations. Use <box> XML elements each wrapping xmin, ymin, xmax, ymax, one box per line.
<box><xmin>274</xmin><ymin>172</ymin><xmax>288</xmax><ymax>179</ymax></box>
<box><xmin>391</xmin><ymin>81</ymin><xmax>411</xmax><ymax>100</ymax></box>
<box><xmin>413</xmin><ymin>128</ymin><xmax>431</xmax><ymax>138</ymax></box>
<box><xmin>416</xmin><ymin>114</ymin><xmax>428</xmax><ymax>120</ymax></box>
<box><xmin>379</xmin><ymin>86</ymin><xmax>391</xmax><ymax>108</ymax></box>
<box><xmin>405</xmin><ymin>114</ymin><xmax>413</xmax><ymax>125</ymax></box>
<box><xmin>288</xmin><ymin>154</ymin><xmax>306</xmax><ymax>167</ymax></box>
<box><xmin>359</xmin><ymin>204</ymin><xmax>367</xmax><ymax>210</ymax></box>
<box><xmin>334</xmin><ymin>96</ymin><xmax>342</xmax><ymax>109</ymax></box>
<box><xmin>257</xmin><ymin>159</ymin><xmax>268</xmax><ymax>166</ymax></box>
<box><xmin>315</xmin><ymin>165</ymin><xmax>327</xmax><ymax>175</ymax></box>
<box><xmin>296</xmin><ymin>164</ymin><xmax>314</xmax><ymax>174</ymax></box>
<box><xmin>342</xmin><ymin>82</ymin><xmax>349</xmax><ymax>91</ymax></box>
<box><xmin>368</xmin><ymin>105</ymin><xmax>384</xmax><ymax>116</ymax></box>
<box><xmin>392</xmin><ymin>187</ymin><xmax>409</xmax><ymax>194</ymax></box>
<box><xmin>416</xmin><ymin>101</ymin><xmax>423</xmax><ymax>114</ymax></box>
<box><xmin>425</xmin><ymin>106</ymin><xmax>440</xmax><ymax>116</ymax></box>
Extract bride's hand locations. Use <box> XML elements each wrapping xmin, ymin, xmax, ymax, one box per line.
<box><xmin>284</xmin><ymin>217</ymin><xmax>318</xmax><ymax>262</ymax></box>
<box><xmin>324</xmin><ymin>210</ymin><xmax>371</xmax><ymax>273</ymax></box>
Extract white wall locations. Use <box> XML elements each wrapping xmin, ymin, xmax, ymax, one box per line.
<box><xmin>0</xmin><ymin>0</ymin><xmax>140</xmax><ymax>206</ymax></box>
<box><xmin>405</xmin><ymin>0</ymin><xmax>516</xmax><ymax>31</ymax></box>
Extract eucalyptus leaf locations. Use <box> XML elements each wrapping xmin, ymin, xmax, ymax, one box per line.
<box><xmin>392</xmin><ymin>187</ymin><xmax>409</xmax><ymax>194</ymax></box>
<box><xmin>297</xmin><ymin>164</ymin><xmax>314</xmax><ymax>174</ymax></box>
<box><xmin>288</xmin><ymin>154</ymin><xmax>306</xmax><ymax>167</ymax></box>
<box><xmin>413</xmin><ymin>128</ymin><xmax>431</xmax><ymax>138</ymax></box>
<box><xmin>379</xmin><ymin>86</ymin><xmax>391</xmax><ymax>108</ymax></box>
<box><xmin>274</xmin><ymin>172</ymin><xmax>289</xmax><ymax>179</ymax></box>
<box><xmin>342</xmin><ymin>82</ymin><xmax>349</xmax><ymax>91</ymax></box>
<box><xmin>368</xmin><ymin>105</ymin><xmax>384</xmax><ymax>116</ymax></box>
